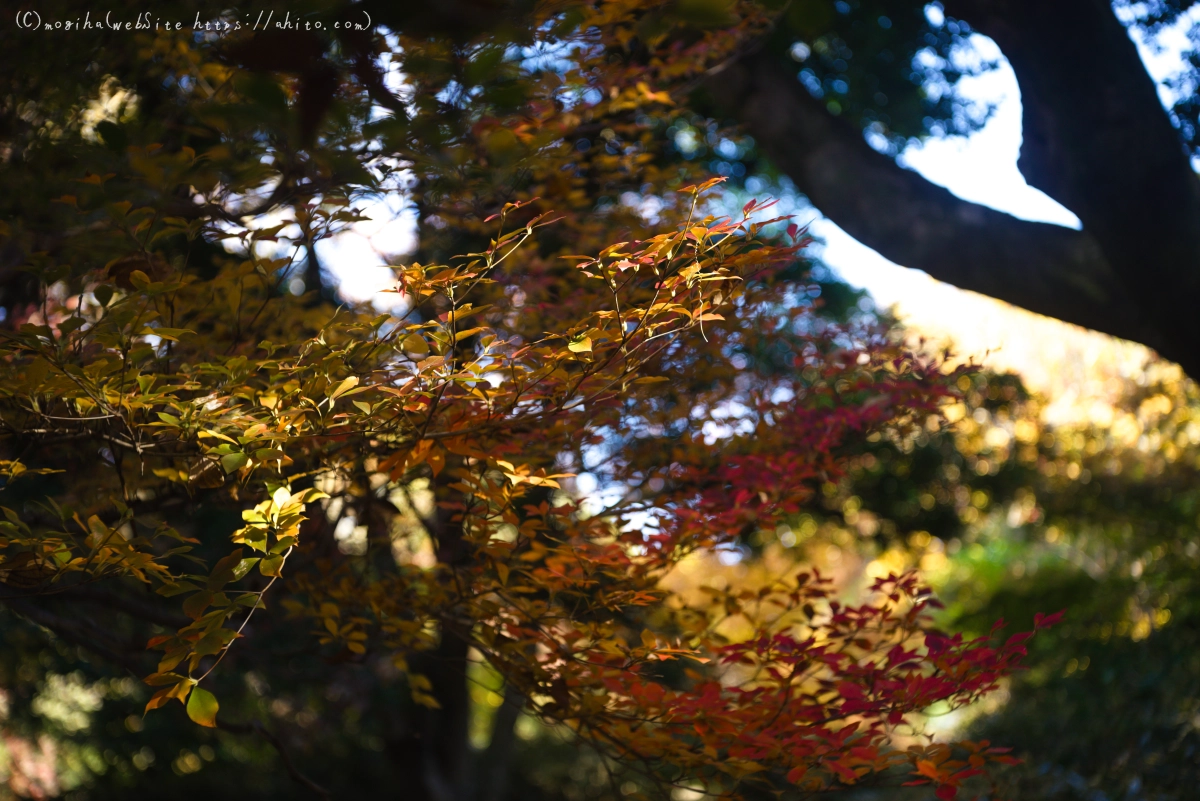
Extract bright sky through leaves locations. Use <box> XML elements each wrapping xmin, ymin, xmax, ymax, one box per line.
<box><xmin>315</xmin><ymin>11</ymin><xmax>1195</xmax><ymax>411</ymax></box>
<box><xmin>807</xmin><ymin>16</ymin><xmax>1196</xmax><ymax>409</ymax></box>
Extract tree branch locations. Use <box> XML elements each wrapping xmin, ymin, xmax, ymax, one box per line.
<box><xmin>217</xmin><ymin>719</ymin><xmax>332</xmax><ymax>800</ymax></box>
<box><xmin>0</xmin><ymin>589</ymin><xmax>147</xmax><ymax>672</ymax></box>
<box><xmin>705</xmin><ymin>49</ymin><xmax>1180</xmax><ymax>365</ymax></box>
<box><xmin>946</xmin><ymin>0</ymin><xmax>1200</xmax><ymax>373</ymax></box>
<box><xmin>58</xmin><ymin>585</ymin><xmax>191</xmax><ymax>630</ymax></box>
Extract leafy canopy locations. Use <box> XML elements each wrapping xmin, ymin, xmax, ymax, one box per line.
<box><xmin>0</xmin><ymin>2</ymin><xmax>1052</xmax><ymax>798</ymax></box>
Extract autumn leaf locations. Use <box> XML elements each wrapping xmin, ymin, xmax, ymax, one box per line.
<box><xmin>186</xmin><ymin>687</ymin><xmax>219</xmax><ymax>728</ymax></box>
<box><xmin>329</xmin><ymin>376</ymin><xmax>360</xmax><ymax>401</ymax></box>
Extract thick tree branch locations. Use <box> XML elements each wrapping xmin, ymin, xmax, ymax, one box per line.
<box><xmin>706</xmin><ymin>50</ymin><xmax>1185</xmax><ymax>368</ymax></box>
<box><xmin>61</xmin><ymin>585</ymin><xmax>191</xmax><ymax>630</ymax></box>
<box><xmin>947</xmin><ymin>0</ymin><xmax>1200</xmax><ymax>373</ymax></box>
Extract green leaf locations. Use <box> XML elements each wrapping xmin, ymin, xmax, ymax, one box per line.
<box><xmin>259</xmin><ymin>554</ymin><xmax>285</xmax><ymax>577</ymax></box>
<box><xmin>220</xmin><ymin>452</ymin><xmax>248</xmax><ymax>473</ymax></box>
<box><xmin>157</xmin><ymin>581</ymin><xmax>201</xmax><ymax>598</ymax></box>
<box><xmin>140</xmin><ymin>327</ymin><xmax>194</xmax><ymax>342</ymax></box>
<box><xmin>183</xmin><ymin>591</ymin><xmax>213</xmax><ymax>620</ymax></box>
<box><xmin>58</xmin><ymin>316</ymin><xmax>85</xmax><ymax>336</ymax></box>
<box><xmin>207</xmin><ymin>550</ymin><xmax>245</xmax><ymax>588</ymax></box>
<box><xmin>186</xmin><ymin>687</ymin><xmax>219</xmax><ymax>728</ymax></box>
<box><xmin>402</xmin><ymin>334</ymin><xmax>430</xmax><ymax>358</ymax></box>
<box><xmin>230</xmin><ymin>557</ymin><xmax>260</xmax><ymax>581</ymax></box>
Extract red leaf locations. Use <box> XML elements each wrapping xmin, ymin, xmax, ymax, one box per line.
<box><xmin>1034</xmin><ymin>609</ymin><xmax>1066</xmax><ymax>629</ymax></box>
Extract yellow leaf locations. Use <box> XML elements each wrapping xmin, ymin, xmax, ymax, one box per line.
<box><xmin>412</xmin><ymin>691</ymin><xmax>442</xmax><ymax>709</ymax></box>
<box><xmin>428</xmin><ymin>447</ymin><xmax>445</xmax><ymax>477</ymax></box>
<box><xmin>186</xmin><ymin>687</ymin><xmax>219</xmax><ymax>728</ymax></box>
<box><xmin>272</xmin><ymin>486</ymin><xmax>292</xmax><ymax>509</ymax></box>
<box><xmin>144</xmin><ymin>687</ymin><xmax>174</xmax><ymax>713</ymax></box>
<box><xmin>329</xmin><ymin>376</ymin><xmax>359</xmax><ymax>400</ymax></box>
<box><xmin>568</xmin><ymin>336</ymin><xmax>592</xmax><ymax>353</ymax></box>
<box><xmin>145</xmin><ymin>677</ymin><xmax>194</xmax><ymax>714</ymax></box>
<box><xmin>454</xmin><ymin>327</ymin><xmax>486</xmax><ymax>342</ymax></box>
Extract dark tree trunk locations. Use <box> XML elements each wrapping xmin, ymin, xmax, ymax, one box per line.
<box><xmin>410</xmin><ymin>457</ymin><xmax>474</xmax><ymax>801</ymax></box>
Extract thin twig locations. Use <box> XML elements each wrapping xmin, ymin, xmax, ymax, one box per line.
<box><xmin>216</xmin><ymin>718</ymin><xmax>332</xmax><ymax>800</ymax></box>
